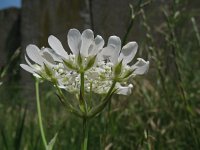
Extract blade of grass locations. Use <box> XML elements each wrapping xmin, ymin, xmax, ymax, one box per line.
<box><xmin>14</xmin><ymin>105</ymin><xmax>27</xmax><ymax>150</ymax></box>
<box><xmin>1</xmin><ymin>129</ymin><xmax>9</xmax><ymax>150</ymax></box>
<box><xmin>191</xmin><ymin>17</ymin><xmax>200</xmax><ymax>47</ymax></box>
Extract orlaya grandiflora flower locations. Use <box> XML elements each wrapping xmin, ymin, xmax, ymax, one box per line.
<box><xmin>20</xmin><ymin>29</ymin><xmax>149</xmax><ymax>95</ymax></box>
<box><xmin>93</xmin><ymin>35</ymin><xmax>149</xmax><ymax>95</ymax></box>
<box><xmin>20</xmin><ymin>28</ymin><xmax>105</xmax><ymax>94</ymax></box>
<box><xmin>20</xmin><ymin>45</ymin><xmax>60</xmax><ymax>80</ymax></box>
<box><xmin>20</xmin><ymin>44</ymin><xmax>81</xmax><ymax>93</ymax></box>
<box><xmin>46</xmin><ymin>28</ymin><xmax>106</xmax><ymax>93</ymax></box>
<box><xmin>48</xmin><ymin>28</ymin><xmax>104</xmax><ymax>72</ymax></box>
<box><xmin>98</xmin><ymin>35</ymin><xmax>149</xmax><ymax>76</ymax></box>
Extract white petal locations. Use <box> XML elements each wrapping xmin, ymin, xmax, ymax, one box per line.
<box><xmin>58</xmin><ymin>85</ymin><xmax>66</xmax><ymax>89</ymax></box>
<box><xmin>94</xmin><ymin>35</ymin><xmax>104</xmax><ymax>50</ymax></box>
<box><xmin>67</xmin><ymin>29</ymin><xmax>81</xmax><ymax>55</ymax></box>
<box><xmin>106</xmin><ymin>36</ymin><xmax>121</xmax><ymax>64</ymax></box>
<box><xmin>25</xmin><ymin>55</ymin><xmax>34</xmax><ymax>67</ymax></box>
<box><xmin>80</xmin><ymin>29</ymin><xmax>94</xmax><ymax>57</ymax></box>
<box><xmin>48</xmin><ymin>35</ymin><xmax>69</xmax><ymax>59</ymax></box>
<box><xmin>26</xmin><ymin>44</ymin><xmax>44</xmax><ymax>65</ymax></box>
<box><xmin>41</xmin><ymin>51</ymin><xmax>55</xmax><ymax>64</ymax></box>
<box><xmin>108</xmin><ymin>36</ymin><xmax>121</xmax><ymax>54</ymax></box>
<box><xmin>20</xmin><ymin>64</ymin><xmax>36</xmax><ymax>74</ymax></box>
<box><xmin>131</xmin><ymin>58</ymin><xmax>149</xmax><ymax>75</ymax></box>
<box><xmin>97</xmin><ymin>44</ymin><xmax>117</xmax><ymax>63</ymax></box>
<box><xmin>116</xmin><ymin>83</ymin><xmax>133</xmax><ymax>95</ymax></box>
<box><xmin>41</xmin><ymin>48</ymin><xmax>62</xmax><ymax>62</ymax></box>
<box><xmin>88</xmin><ymin>35</ymin><xmax>104</xmax><ymax>56</ymax></box>
<box><xmin>119</xmin><ymin>42</ymin><xmax>138</xmax><ymax>64</ymax></box>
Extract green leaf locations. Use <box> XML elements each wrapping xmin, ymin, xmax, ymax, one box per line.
<box><xmin>1</xmin><ymin>129</ymin><xmax>9</xmax><ymax>150</ymax></box>
<box><xmin>47</xmin><ymin>133</ymin><xmax>58</xmax><ymax>150</ymax></box>
<box><xmin>14</xmin><ymin>105</ymin><xmax>27</xmax><ymax>150</ymax></box>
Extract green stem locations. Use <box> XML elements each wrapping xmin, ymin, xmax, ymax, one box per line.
<box><xmin>80</xmin><ymin>72</ymin><xmax>87</xmax><ymax>113</ymax></box>
<box><xmin>105</xmin><ymin>81</ymin><xmax>117</xmax><ymax>136</ymax></box>
<box><xmin>88</xmin><ymin>0</ymin><xmax>94</xmax><ymax>31</ymax></box>
<box><xmin>55</xmin><ymin>84</ymin><xmax>83</xmax><ymax>117</ymax></box>
<box><xmin>88</xmin><ymin>81</ymin><xmax>116</xmax><ymax>118</ymax></box>
<box><xmin>122</xmin><ymin>5</ymin><xmax>135</xmax><ymax>46</ymax></box>
<box><xmin>80</xmin><ymin>72</ymin><xmax>85</xmax><ymax>98</ymax></box>
<box><xmin>88</xmin><ymin>82</ymin><xmax>93</xmax><ymax>110</ymax></box>
<box><xmin>82</xmin><ymin>118</ymin><xmax>89</xmax><ymax>150</ymax></box>
<box><xmin>80</xmin><ymin>72</ymin><xmax>89</xmax><ymax>150</ymax></box>
<box><xmin>106</xmin><ymin>98</ymin><xmax>112</xmax><ymax>134</ymax></box>
<box><xmin>35</xmin><ymin>80</ymin><xmax>48</xmax><ymax>149</ymax></box>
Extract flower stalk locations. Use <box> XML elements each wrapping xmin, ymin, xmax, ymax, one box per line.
<box><xmin>55</xmin><ymin>84</ymin><xmax>83</xmax><ymax>117</ymax></box>
<box><xmin>88</xmin><ymin>81</ymin><xmax>116</xmax><ymax>118</ymax></box>
<box><xmin>82</xmin><ymin>118</ymin><xmax>89</xmax><ymax>150</ymax></box>
<box><xmin>35</xmin><ymin>79</ymin><xmax>48</xmax><ymax>149</ymax></box>
<box><xmin>80</xmin><ymin>72</ymin><xmax>87</xmax><ymax>113</ymax></box>
<box><xmin>80</xmin><ymin>71</ymin><xmax>89</xmax><ymax>150</ymax></box>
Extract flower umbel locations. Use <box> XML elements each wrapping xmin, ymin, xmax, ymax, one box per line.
<box><xmin>21</xmin><ymin>28</ymin><xmax>149</xmax><ymax>95</ymax></box>
<box><xmin>89</xmin><ymin>35</ymin><xmax>149</xmax><ymax>95</ymax></box>
<box><xmin>20</xmin><ymin>28</ymin><xmax>149</xmax><ymax>150</ymax></box>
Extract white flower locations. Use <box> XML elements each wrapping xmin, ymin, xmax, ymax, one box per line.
<box><xmin>20</xmin><ymin>45</ymin><xmax>47</xmax><ymax>78</ymax></box>
<box><xmin>131</xmin><ymin>58</ymin><xmax>149</xmax><ymax>75</ymax></box>
<box><xmin>20</xmin><ymin>29</ymin><xmax>149</xmax><ymax>96</ymax></box>
<box><xmin>20</xmin><ymin>44</ymin><xmax>82</xmax><ymax>93</ymax></box>
<box><xmin>20</xmin><ymin>45</ymin><xmax>63</xmax><ymax>80</ymax></box>
<box><xmin>90</xmin><ymin>35</ymin><xmax>149</xmax><ymax>95</ymax></box>
<box><xmin>48</xmin><ymin>29</ymin><xmax>104</xmax><ymax>70</ymax></box>
<box><xmin>68</xmin><ymin>29</ymin><xmax>104</xmax><ymax>57</ymax></box>
<box><xmin>98</xmin><ymin>35</ymin><xmax>149</xmax><ymax>77</ymax></box>
<box><xmin>116</xmin><ymin>83</ymin><xmax>133</xmax><ymax>95</ymax></box>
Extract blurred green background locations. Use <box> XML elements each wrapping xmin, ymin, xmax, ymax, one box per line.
<box><xmin>0</xmin><ymin>0</ymin><xmax>200</xmax><ymax>149</ymax></box>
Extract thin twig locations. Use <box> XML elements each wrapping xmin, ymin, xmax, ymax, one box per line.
<box><xmin>89</xmin><ymin>0</ymin><xmax>94</xmax><ymax>31</ymax></box>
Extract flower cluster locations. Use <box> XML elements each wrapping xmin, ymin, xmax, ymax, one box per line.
<box><xmin>21</xmin><ymin>29</ymin><xmax>149</xmax><ymax>95</ymax></box>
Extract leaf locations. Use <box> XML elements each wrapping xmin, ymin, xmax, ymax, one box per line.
<box><xmin>14</xmin><ymin>105</ymin><xmax>27</xmax><ymax>150</ymax></box>
<box><xmin>46</xmin><ymin>133</ymin><xmax>58</xmax><ymax>150</ymax></box>
<box><xmin>1</xmin><ymin>129</ymin><xmax>9</xmax><ymax>150</ymax></box>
